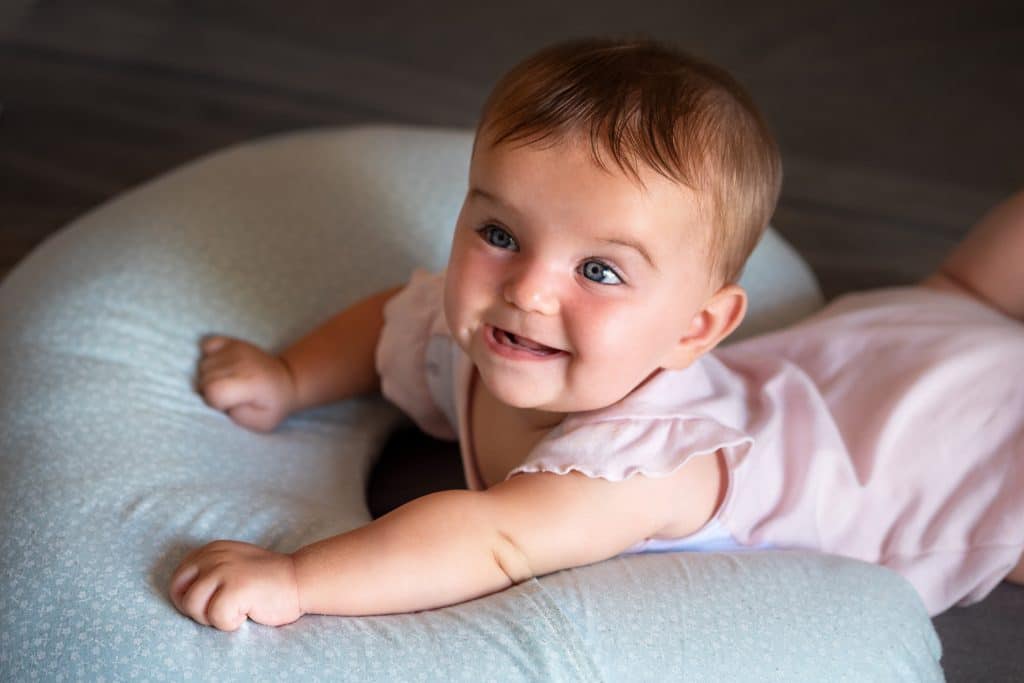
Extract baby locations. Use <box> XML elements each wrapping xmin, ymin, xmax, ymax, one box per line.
<box><xmin>169</xmin><ymin>37</ymin><xmax>1024</xmax><ymax>631</ymax></box>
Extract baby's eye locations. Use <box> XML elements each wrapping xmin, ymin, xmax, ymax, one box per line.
<box><xmin>580</xmin><ymin>259</ymin><xmax>623</xmax><ymax>285</ymax></box>
<box><xmin>478</xmin><ymin>224</ymin><xmax>518</xmax><ymax>251</ymax></box>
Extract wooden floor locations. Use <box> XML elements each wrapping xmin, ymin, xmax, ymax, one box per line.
<box><xmin>2</xmin><ymin>1</ymin><xmax>1022</xmax><ymax>298</ymax></box>
<box><xmin>2</xmin><ymin>3</ymin><xmax>1023</xmax><ymax>679</ymax></box>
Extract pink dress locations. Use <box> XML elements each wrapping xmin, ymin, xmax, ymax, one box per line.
<box><xmin>375</xmin><ymin>267</ymin><xmax>1024</xmax><ymax>615</ymax></box>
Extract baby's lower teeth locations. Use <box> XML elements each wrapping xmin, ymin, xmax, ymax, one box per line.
<box><xmin>506</xmin><ymin>332</ymin><xmax>550</xmax><ymax>352</ymax></box>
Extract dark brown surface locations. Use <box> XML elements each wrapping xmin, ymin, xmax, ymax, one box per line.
<box><xmin>2</xmin><ymin>2</ymin><xmax>1023</xmax><ymax>297</ymax></box>
<box><xmin>2</xmin><ymin>3</ymin><xmax>1022</xmax><ymax>680</ymax></box>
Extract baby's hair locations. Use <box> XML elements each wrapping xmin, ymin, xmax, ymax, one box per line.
<box><xmin>474</xmin><ymin>36</ymin><xmax>783</xmax><ymax>287</ymax></box>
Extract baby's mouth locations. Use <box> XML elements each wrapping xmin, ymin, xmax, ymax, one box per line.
<box><xmin>492</xmin><ymin>326</ymin><xmax>562</xmax><ymax>355</ymax></box>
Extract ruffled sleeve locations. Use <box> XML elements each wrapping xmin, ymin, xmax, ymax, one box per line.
<box><xmin>506</xmin><ymin>414</ymin><xmax>754</xmax><ymax>483</ymax></box>
<box><xmin>374</xmin><ymin>267</ymin><xmax>458</xmax><ymax>440</ymax></box>
<box><xmin>506</xmin><ymin>358</ymin><xmax>756</xmax><ymax>484</ymax></box>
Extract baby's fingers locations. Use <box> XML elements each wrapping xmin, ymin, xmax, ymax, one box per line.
<box><xmin>179</xmin><ymin>573</ymin><xmax>221</xmax><ymax>627</ymax></box>
<box><xmin>196</xmin><ymin>339</ymin><xmax>239</xmax><ymax>386</ymax></box>
<box><xmin>198</xmin><ymin>351</ymin><xmax>236</xmax><ymax>376</ymax></box>
<box><xmin>225</xmin><ymin>404</ymin><xmax>278</xmax><ymax>433</ymax></box>
<box><xmin>169</xmin><ymin>562</ymin><xmax>199</xmax><ymax>611</ymax></box>
<box><xmin>207</xmin><ymin>586</ymin><xmax>249</xmax><ymax>632</ymax></box>
<box><xmin>200</xmin><ymin>375</ymin><xmax>259</xmax><ymax>413</ymax></box>
<box><xmin>201</xmin><ymin>335</ymin><xmax>232</xmax><ymax>354</ymax></box>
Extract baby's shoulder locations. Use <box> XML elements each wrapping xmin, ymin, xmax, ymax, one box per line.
<box><xmin>377</xmin><ymin>267</ymin><xmax>458</xmax><ymax>440</ymax></box>
<box><xmin>511</xmin><ymin>370</ymin><xmax>756</xmax><ymax>484</ymax></box>
<box><xmin>386</xmin><ymin>267</ymin><xmax>448</xmax><ymax>327</ymax></box>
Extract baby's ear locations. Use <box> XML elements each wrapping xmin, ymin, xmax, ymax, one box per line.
<box><xmin>661</xmin><ymin>284</ymin><xmax>748</xmax><ymax>371</ymax></box>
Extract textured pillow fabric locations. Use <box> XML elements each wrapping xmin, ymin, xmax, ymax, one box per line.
<box><xmin>0</xmin><ymin>125</ymin><xmax>941</xmax><ymax>681</ymax></box>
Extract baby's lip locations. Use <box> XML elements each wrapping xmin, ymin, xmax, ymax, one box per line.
<box><xmin>490</xmin><ymin>324</ymin><xmax>565</xmax><ymax>353</ymax></box>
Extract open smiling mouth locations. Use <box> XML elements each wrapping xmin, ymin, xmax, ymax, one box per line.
<box><xmin>486</xmin><ymin>325</ymin><xmax>565</xmax><ymax>358</ymax></box>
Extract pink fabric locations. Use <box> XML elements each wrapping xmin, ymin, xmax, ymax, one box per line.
<box><xmin>375</xmin><ymin>267</ymin><xmax>1024</xmax><ymax>615</ymax></box>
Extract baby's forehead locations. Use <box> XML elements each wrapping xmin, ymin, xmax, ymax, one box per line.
<box><xmin>478</xmin><ymin>130</ymin><xmax>704</xmax><ymax>194</ymax></box>
<box><xmin>473</xmin><ymin>134</ymin><xmax>710</xmax><ymax>230</ymax></box>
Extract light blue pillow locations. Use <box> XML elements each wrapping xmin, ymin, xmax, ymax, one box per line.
<box><xmin>0</xmin><ymin>125</ymin><xmax>941</xmax><ymax>681</ymax></box>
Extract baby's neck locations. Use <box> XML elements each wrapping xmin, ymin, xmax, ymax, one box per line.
<box><xmin>488</xmin><ymin>368</ymin><xmax>670</xmax><ymax>433</ymax></box>
<box><xmin>472</xmin><ymin>369</ymin><xmax>567</xmax><ymax>432</ymax></box>
<box><xmin>508</xmin><ymin>405</ymin><xmax>566</xmax><ymax>432</ymax></box>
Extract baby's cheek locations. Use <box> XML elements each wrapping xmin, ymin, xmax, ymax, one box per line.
<box><xmin>577</xmin><ymin>325</ymin><xmax>658</xmax><ymax>395</ymax></box>
<box><xmin>577</xmin><ymin>315</ymin><xmax>632</xmax><ymax>360</ymax></box>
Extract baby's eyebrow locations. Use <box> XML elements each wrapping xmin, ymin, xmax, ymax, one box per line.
<box><xmin>469</xmin><ymin>186</ymin><xmax>657</xmax><ymax>271</ymax></box>
<box><xmin>469</xmin><ymin>187</ymin><xmax>513</xmax><ymax>212</ymax></box>
<box><xmin>597</xmin><ymin>236</ymin><xmax>657</xmax><ymax>271</ymax></box>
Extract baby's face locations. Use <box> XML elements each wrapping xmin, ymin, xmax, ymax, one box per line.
<box><xmin>444</xmin><ymin>132</ymin><xmax>725</xmax><ymax>414</ymax></box>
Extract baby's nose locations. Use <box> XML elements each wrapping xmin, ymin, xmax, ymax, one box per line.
<box><xmin>503</xmin><ymin>264</ymin><xmax>560</xmax><ymax>316</ymax></box>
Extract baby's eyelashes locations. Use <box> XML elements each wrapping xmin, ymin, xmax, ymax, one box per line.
<box><xmin>479</xmin><ymin>224</ymin><xmax>517</xmax><ymax>251</ymax></box>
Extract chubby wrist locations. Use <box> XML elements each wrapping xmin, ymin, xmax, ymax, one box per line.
<box><xmin>287</xmin><ymin>551</ymin><xmax>308</xmax><ymax>617</ymax></box>
<box><xmin>276</xmin><ymin>353</ymin><xmax>303</xmax><ymax>413</ymax></box>
<box><xmin>290</xmin><ymin>542</ymin><xmax>347</xmax><ymax>617</ymax></box>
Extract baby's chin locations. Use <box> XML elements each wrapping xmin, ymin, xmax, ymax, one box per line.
<box><xmin>478</xmin><ymin>369</ymin><xmax>625</xmax><ymax>416</ymax></box>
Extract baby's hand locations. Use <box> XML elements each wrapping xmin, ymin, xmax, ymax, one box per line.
<box><xmin>196</xmin><ymin>336</ymin><xmax>297</xmax><ymax>432</ymax></box>
<box><xmin>169</xmin><ymin>540</ymin><xmax>303</xmax><ymax>631</ymax></box>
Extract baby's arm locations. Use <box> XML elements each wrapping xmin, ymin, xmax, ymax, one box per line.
<box><xmin>197</xmin><ymin>283</ymin><xmax>405</xmax><ymax>431</ymax></box>
<box><xmin>169</xmin><ymin>452</ymin><xmax>722</xmax><ymax>629</ymax></box>
<box><xmin>278</xmin><ymin>284</ymin><xmax>406</xmax><ymax>408</ymax></box>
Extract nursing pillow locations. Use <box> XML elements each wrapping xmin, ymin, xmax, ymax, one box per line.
<box><xmin>0</xmin><ymin>125</ymin><xmax>941</xmax><ymax>681</ymax></box>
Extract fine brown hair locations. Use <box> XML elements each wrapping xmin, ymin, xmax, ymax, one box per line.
<box><xmin>474</xmin><ymin>36</ymin><xmax>783</xmax><ymax>287</ymax></box>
